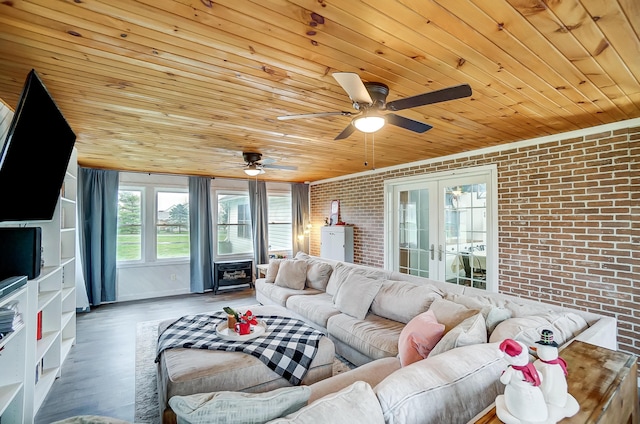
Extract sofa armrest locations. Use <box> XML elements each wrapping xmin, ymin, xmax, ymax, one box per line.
<box><xmin>571</xmin><ymin>316</ymin><xmax>617</xmax><ymax>350</ymax></box>
<box><xmin>307</xmin><ymin>357</ymin><xmax>400</xmax><ymax>404</ymax></box>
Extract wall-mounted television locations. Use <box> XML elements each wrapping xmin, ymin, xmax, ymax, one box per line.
<box><xmin>0</xmin><ymin>69</ymin><xmax>76</xmax><ymax>222</ymax></box>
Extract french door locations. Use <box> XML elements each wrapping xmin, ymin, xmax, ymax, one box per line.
<box><xmin>385</xmin><ymin>166</ymin><xmax>497</xmax><ymax>291</ymax></box>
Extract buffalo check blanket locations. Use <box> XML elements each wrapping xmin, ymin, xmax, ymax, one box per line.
<box><xmin>156</xmin><ymin>312</ymin><xmax>325</xmax><ymax>385</ymax></box>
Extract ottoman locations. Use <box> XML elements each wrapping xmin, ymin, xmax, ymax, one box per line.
<box><xmin>156</xmin><ymin>305</ymin><xmax>335</xmax><ymax>423</ymax></box>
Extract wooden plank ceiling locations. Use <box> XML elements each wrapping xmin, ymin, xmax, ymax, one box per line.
<box><xmin>0</xmin><ymin>0</ymin><xmax>638</xmax><ymax>183</ymax></box>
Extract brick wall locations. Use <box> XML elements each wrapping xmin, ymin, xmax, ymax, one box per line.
<box><xmin>310</xmin><ymin>122</ymin><xmax>639</xmax><ymax>359</ymax></box>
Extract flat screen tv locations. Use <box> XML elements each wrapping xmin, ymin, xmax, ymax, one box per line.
<box><xmin>0</xmin><ymin>69</ymin><xmax>76</xmax><ymax>222</ymax></box>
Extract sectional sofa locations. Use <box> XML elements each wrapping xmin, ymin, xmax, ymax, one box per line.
<box><xmin>247</xmin><ymin>252</ymin><xmax>617</xmax><ymax>423</ymax></box>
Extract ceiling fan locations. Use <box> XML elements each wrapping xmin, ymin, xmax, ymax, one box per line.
<box><xmin>277</xmin><ymin>72</ymin><xmax>472</xmax><ymax>140</ymax></box>
<box><xmin>241</xmin><ymin>152</ymin><xmax>297</xmax><ymax>176</ymax></box>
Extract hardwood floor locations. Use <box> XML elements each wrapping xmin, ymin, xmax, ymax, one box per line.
<box><xmin>35</xmin><ymin>287</ymin><xmax>256</xmax><ymax>423</ymax></box>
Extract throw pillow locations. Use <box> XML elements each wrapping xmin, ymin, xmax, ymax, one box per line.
<box><xmin>324</xmin><ymin>262</ymin><xmax>352</xmax><ymax>296</ymax></box>
<box><xmin>371</xmin><ymin>280</ymin><xmax>444</xmax><ymax>324</ymax></box>
<box><xmin>294</xmin><ymin>251</ymin><xmax>311</xmax><ymax>260</ymax></box>
<box><xmin>397</xmin><ymin>310</ymin><xmax>445</xmax><ymax>367</ymax></box>
<box><xmin>428</xmin><ymin>298</ymin><xmax>480</xmax><ymax>333</ymax></box>
<box><xmin>305</xmin><ymin>261</ymin><xmax>333</xmax><ymax>290</ymax></box>
<box><xmin>267</xmin><ymin>381</ymin><xmax>385</xmax><ymax>424</ymax></box>
<box><xmin>274</xmin><ymin>260</ymin><xmax>308</xmax><ymax>290</ymax></box>
<box><xmin>429</xmin><ymin>313</ymin><xmax>487</xmax><ymax>357</ymax></box>
<box><xmin>333</xmin><ymin>273</ymin><xmax>383</xmax><ymax>320</ymax></box>
<box><xmin>265</xmin><ymin>259</ymin><xmax>284</xmax><ymax>284</ymax></box>
<box><xmin>169</xmin><ymin>386</ymin><xmax>311</xmax><ymax>424</ymax></box>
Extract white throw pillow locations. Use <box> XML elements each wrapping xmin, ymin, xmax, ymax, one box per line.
<box><xmin>274</xmin><ymin>260</ymin><xmax>308</xmax><ymax>290</ymax></box>
<box><xmin>429</xmin><ymin>313</ymin><xmax>487</xmax><ymax>357</ymax></box>
<box><xmin>428</xmin><ymin>298</ymin><xmax>480</xmax><ymax>333</ymax></box>
<box><xmin>305</xmin><ymin>261</ymin><xmax>333</xmax><ymax>290</ymax></box>
<box><xmin>265</xmin><ymin>259</ymin><xmax>284</xmax><ymax>284</ymax></box>
<box><xmin>333</xmin><ymin>274</ymin><xmax>383</xmax><ymax>320</ymax></box>
<box><xmin>267</xmin><ymin>381</ymin><xmax>385</xmax><ymax>424</ymax></box>
<box><xmin>169</xmin><ymin>386</ymin><xmax>311</xmax><ymax>424</ymax></box>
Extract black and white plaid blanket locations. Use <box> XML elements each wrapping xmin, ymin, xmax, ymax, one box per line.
<box><xmin>156</xmin><ymin>312</ymin><xmax>325</xmax><ymax>385</ymax></box>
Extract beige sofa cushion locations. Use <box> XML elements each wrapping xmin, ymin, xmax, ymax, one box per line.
<box><xmin>305</xmin><ymin>260</ymin><xmax>333</xmax><ymax>290</ymax></box>
<box><xmin>325</xmin><ymin>262</ymin><xmax>391</xmax><ymax>297</ymax></box>
<box><xmin>374</xmin><ymin>343</ymin><xmax>507</xmax><ymax>424</ymax></box>
<box><xmin>429</xmin><ymin>298</ymin><xmax>480</xmax><ymax>334</ymax></box>
<box><xmin>169</xmin><ymin>386</ymin><xmax>311</xmax><ymax>424</ymax></box>
<box><xmin>489</xmin><ymin>312</ymin><xmax>589</xmax><ymax>347</ymax></box>
<box><xmin>333</xmin><ymin>274</ymin><xmax>383</xmax><ymax>320</ymax></box>
<box><xmin>268</xmin><ymin>381</ymin><xmax>385</xmax><ymax>424</ymax></box>
<box><xmin>275</xmin><ymin>260</ymin><xmax>308</xmax><ymax>290</ymax></box>
<box><xmin>371</xmin><ymin>280</ymin><xmax>443</xmax><ymax>324</ymax></box>
<box><xmin>443</xmin><ymin>292</ymin><xmax>512</xmax><ymax>334</ymax></box>
<box><xmin>286</xmin><ymin>293</ymin><xmax>340</xmax><ymax>329</ymax></box>
<box><xmin>327</xmin><ymin>313</ymin><xmax>404</xmax><ymax>360</ymax></box>
<box><xmin>265</xmin><ymin>259</ymin><xmax>285</xmax><ymax>284</ymax></box>
<box><xmin>255</xmin><ymin>280</ymin><xmax>322</xmax><ymax>307</ymax></box>
<box><xmin>429</xmin><ymin>313</ymin><xmax>487</xmax><ymax>357</ymax></box>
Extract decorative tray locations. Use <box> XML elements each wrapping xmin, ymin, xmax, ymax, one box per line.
<box><xmin>215</xmin><ymin>320</ymin><xmax>268</xmax><ymax>341</ymax></box>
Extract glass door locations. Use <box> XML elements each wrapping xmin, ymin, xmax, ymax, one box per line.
<box><xmin>393</xmin><ymin>182</ymin><xmax>437</xmax><ymax>278</ymax></box>
<box><xmin>440</xmin><ymin>177</ymin><xmax>488</xmax><ymax>289</ymax></box>
<box><xmin>385</xmin><ymin>166</ymin><xmax>496</xmax><ymax>291</ymax></box>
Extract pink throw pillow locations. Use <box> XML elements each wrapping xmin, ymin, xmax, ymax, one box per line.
<box><xmin>398</xmin><ymin>310</ymin><xmax>445</xmax><ymax>367</ymax></box>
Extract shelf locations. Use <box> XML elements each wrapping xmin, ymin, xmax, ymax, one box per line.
<box><xmin>0</xmin><ymin>382</ymin><xmax>23</xmax><ymax>416</ymax></box>
<box><xmin>35</xmin><ymin>331</ymin><xmax>59</xmax><ymax>364</ymax></box>
<box><xmin>37</xmin><ymin>291</ymin><xmax>60</xmax><ymax>312</ymax></box>
<box><xmin>61</xmin><ymin>337</ymin><xmax>74</xmax><ymax>362</ymax></box>
<box><xmin>0</xmin><ymin>321</ymin><xmax>24</xmax><ymax>351</ymax></box>
<box><xmin>61</xmin><ymin>287</ymin><xmax>75</xmax><ymax>303</ymax></box>
<box><xmin>61</xmin><ymin>311</ymin><xmax>74</xmax><ymax>328</ymax></box>
<box><xmin>34</xmin><ymin>368</ymin><xmax>57</xmax><ymax>413</ymax></box>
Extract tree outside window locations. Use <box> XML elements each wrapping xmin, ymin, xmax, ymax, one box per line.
<box><xmin>157</xmin><ymin>191</ymin><xmax>190</xmax><ymax>259</ymax></box>
<box><xmin>117</xmin><ymin>190</ymin><xmax>142</xmax><ymax>261</ymax></box>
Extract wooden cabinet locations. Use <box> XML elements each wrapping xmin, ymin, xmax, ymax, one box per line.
<box><xmin>320</xmin><ymin>226</ymin><xmax>354</xmax><ymax>262</ymax></box>
<box><xmin>0</xmin><ymin>148</ymin><xmax>77</xmax><ymax>422</ymax></box>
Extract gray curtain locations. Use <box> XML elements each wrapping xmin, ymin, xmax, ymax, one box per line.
<box><xmin>188</xmin><ymin>176</ymin><xmax>214</xmax><ymax>293</ymax></box>
<box><xmin>291</xmin><ymin>183</ymin><xmax>310</xmax><ymax>255</ymax></box>
<box><xmin>248</xmin><ymin>179</ymin><xmax>269</xmax><ymax>271</ymax></box>
<box><xmin>78</xmin><ymin>167</ymin><xmax>119</xmax><ymax>306</ymax></box>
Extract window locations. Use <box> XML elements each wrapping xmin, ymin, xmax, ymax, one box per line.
<box><xmin>237</xmin><ymin>203</ymin><xmax>251</xmax><ymax>239</ymax></box>
<box><xmin>216</xmin><ymin>191</ymin><xmax>292</xmax><ymax>256</ymax></box>
<box><xmin>217</xmin><ymin>193</ymin><xmax>252</xmax><ymax>255</ymax></box>
<box><xmin>268</xmin><ymin>194</ymin><xmax>292</xmax><ymax>253</ymax></box>
<box><xmin>156</xmin><ymin>191</ymin><xmax>190</xmax><ymax>259</ymax></box>
<box><xmin>117</xmin><ymin>189</ymin><xmax>143</xmax><ymax>261</ymax></box>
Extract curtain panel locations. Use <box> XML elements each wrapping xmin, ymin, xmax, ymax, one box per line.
<box><xmin>291</xmin><ymin>183</ymin><xmax>310</xmax><ymax>255</ymax></box>
<box><xmin>248</xmin><ymin>179</ymin><xmax>269</xmax><ymax>272</ymax></box>
<box><xmin>78</xmin><ymin>167</ymin><xmax>119</xmax><ymax>306</ymax></box>
<box><xmin>188</xmin><ymin>176</ymin><xmax>214</xmax><ymax>293</ymax></box>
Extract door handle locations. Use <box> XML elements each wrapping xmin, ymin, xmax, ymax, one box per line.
<box><xmin>430</xmin><ymin>244</ymin><xmax>435</xmax><ymax>260</ymax></box>
<box><xmin>438</xmin><ymin>245</ymin><xmax>443</xmax><ymax>261</ymax></box>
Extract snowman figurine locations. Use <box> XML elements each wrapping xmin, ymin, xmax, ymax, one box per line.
<box><xmin>533</xmin><ymin>329</ymin><xmax>580</xmax><ymax>421</ymax></box>
<box><xmin>496</xmin><ymin>338</ymin><xmax>549</xmax><ymax>424</ymax></box>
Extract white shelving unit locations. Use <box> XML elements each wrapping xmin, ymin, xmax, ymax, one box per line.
<box><xmin>0</xmin><ymin>277</ymin><xmax>36</xmax><ymax>424</ymax></box>
<box><xmin>0</xmin><ymin>148</ymin><xmax>77</xmax><ymax>423</ymax></box>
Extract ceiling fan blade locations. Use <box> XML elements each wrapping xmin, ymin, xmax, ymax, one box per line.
<box><xmin>386</xmin><ymin>84</ymin><xmax>472</xmax><ymax>111</ymax></box>
<box><xmin>262</xmin><ymin>164</ymin><xmax>298</xmax><ymax>171</ymax></box>
<box><xmin>277</xmin><ymin>111</ymin><xmax>353</xmax><ymax>120</ymax></box>
<box><xmin>333</xmin><ymin>72</ymin><xmax>373</xmax><ymax>104</ymax></box>
<box><xmin>385</xmin><ymin>114</ymin><xmax>433</xmax><ymax>133</ymax></box>
<box><xmin>334</xmin><ymin>123</ymin><xmax>356</xmax><ymax>140</ymax></box>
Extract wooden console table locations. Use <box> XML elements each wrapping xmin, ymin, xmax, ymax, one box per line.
<box><xmin>470</xmin><ymin>340</ymin><xmax>638</xmax><ymax>424</ymax></box>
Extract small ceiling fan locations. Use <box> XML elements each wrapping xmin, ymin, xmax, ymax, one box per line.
<box><xmin>241</xmin><ymin>152</ymin><xmax>297</xmax><ymax>176</ymax></box>
<box><xmin>277</xmin><ymin>72</ymin><xmax>472</xmax><ymax>140</ymax></box>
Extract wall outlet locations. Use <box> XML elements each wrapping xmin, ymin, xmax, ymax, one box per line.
<box><xmin>170</xmin><ymin>274</ymin><xmax>177</xmax><ymax>281</ymax></box>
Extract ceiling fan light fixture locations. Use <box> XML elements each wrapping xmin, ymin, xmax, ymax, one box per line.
<box><xmin>244</xmin><ymin>163</ymin><xmax>262</xmax><ymax>176</ymax></box>
<box><xmin>353</xmin><ymin>114</ymin><xmax>385</xmax><ymax>133</ymax></box>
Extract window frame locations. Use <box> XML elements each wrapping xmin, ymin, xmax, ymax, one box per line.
<box><xmin>155</xmin><ymin>188</ymin><xmax>190</xmax><ymax>261</ymax></box>
<box><xmin>116</xmin><ymin>186</ymin><xmax>145</xmax><ymax>265</ymax></box>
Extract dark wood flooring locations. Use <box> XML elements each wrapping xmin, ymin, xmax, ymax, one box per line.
<box><xmin>35</xmin><ymin>287</ymin><xmax>256</xmax><ymax>424</ymax></box>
